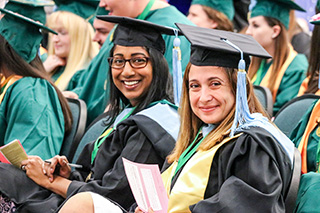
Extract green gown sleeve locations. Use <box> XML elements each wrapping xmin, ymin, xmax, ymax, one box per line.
<box><xmin>0</xmin><ymin>77</ymin><xmax>65</xmax><ymax>160</ymax></box>
<box><xmin>273</xmin><ymin>54</ymin><xmax>308</xmax><ymax>115</ymax></box>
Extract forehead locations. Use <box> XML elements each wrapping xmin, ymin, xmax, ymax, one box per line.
<box><xmin>113</xmin><ymin>45</ymin><xmax>149</xmax><ymax>56</ymax></box>
<box><xmin>189</xmin><ymin>65</ymin><xmax>229</xmax><ymax>80</ymax></box>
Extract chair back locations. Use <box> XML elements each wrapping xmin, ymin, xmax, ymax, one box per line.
<box><xmin>273</xmin><ymin>94</ymin><xmax>320</xmax><ymax>137</ymax></box>
<box><xmin>253</xmin><ymin>85</ymin><xmax>273</xmax><ymax>116</ymax></box>
<box><xmin>71</xmin><ymin>112</ymin><xmax>109</xmax><ymax>163</ymax></box>
<box><xmin>60</xmin><ymin>98</ymin><xmax>87</xmax><ymax>160</ymax></box>
<box><xmin>285</xmin><ymin>147</ymin><xmax>301</xmax><ymax>213</ymax></box>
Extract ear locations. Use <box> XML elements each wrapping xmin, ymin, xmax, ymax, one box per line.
<box><xmin>209</xmin><ymin>20</ymin><xmax>218</xmax><ymax>29</ymax></box>
<box><xmin>271</xmin><ymin>25</ymin><xmax>281</xmax><ymax>39</ymax></box>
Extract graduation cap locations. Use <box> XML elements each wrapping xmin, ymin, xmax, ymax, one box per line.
<box><xmin>0</xmin><ymin>1</ymin><xmax>57</xmax><ymax>63</ymax></box>
<box><xmin>191</xmin><ymin>0</ymin><xmax>235</xmax><ymax>20</ymax></box>
<box><xmin>9</xmin><ymin>0</ymin><xmax>54</xmax><ymax>6</ymax></box>
<box><xmin>96</xmin><ymin>15</ymin><xmax>181</xmax><ymax>55</ymax></box>
<box><xmin>250</xmin><ymin>0</ymin><xmax>306</xmax><ymax>29</ymax></box>
<box><xmin>310</xmin><ymin>13</ymin><xmax>320</xmax><ymax>25</ymax></box>
<box><xmin>175</xmin><ymin>23</ymin><xmax>270</xmax><ymax>70</ymax></box>
<box><xmin>176</xmin><ymin>23</ymin><xmax>271</xmax><ymax>136</ymax></box>
<box><xmin>54</xmin><ymin>0</ymin><xmax>99</xmax><ymax>24</ymax></box>
<box><xmin>96</xmin><ymin>15</ymin><xmax>184</xmax><ymax>105</ymax></box>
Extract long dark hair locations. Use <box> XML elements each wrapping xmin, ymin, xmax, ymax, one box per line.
<box><xmin>107</xmin><ymin>45</ymin><xmax>173</xmax><ymax>122</ymax></box>
<box><xmin>305</xmin><ymin>7</ymin><xmax>320</xmax><ymax>94</ymax></box>
<box><xmin>0</xmin><ymin>35</ymin><xmax>72</xmax><ymax>133</ymax></box>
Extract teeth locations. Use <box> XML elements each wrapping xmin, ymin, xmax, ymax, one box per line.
<box><xmin>124</xmin><ymin>81</ymin><xmax>139</xmax><ymax>86</ymax></box>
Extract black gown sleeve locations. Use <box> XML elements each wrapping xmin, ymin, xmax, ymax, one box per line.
<box><xmin>188</xmin><ymin>128</ymin><xmax>292</xmax><ymax>213</ymax></box>
<box><xmin>65</xmin><ymin>115</ymin><xmax>176</xmax><ymax>210</ymax></box>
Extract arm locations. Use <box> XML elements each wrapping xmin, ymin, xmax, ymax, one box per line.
<box><xmin>190</xmin><ymin>132</ymin><xmax>292</xmax><ymax>212</ymax></box>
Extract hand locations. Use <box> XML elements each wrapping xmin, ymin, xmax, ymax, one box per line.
<box><xmin>135</xmin><ymin>207</ymin><xmax>154</xmax><ymax>213</ymax></box>
<box><xmin>62</xmin><ymin>91</ymin><xmax>79</xmax><ymax>99</ymax></box>
<box><xmin>20</xmin><ymin>156</ymin><xmax>50</xmax><ymax>188</ymax></box>
<box><xmin>43</xmin><ymin>155</ymin><xmax>71</xmax><ymax>182</ymax></box>
<box><xmin>43</xmin><ymin>55</ymin><xmax>66</xmax><ymax>73</ymax></box>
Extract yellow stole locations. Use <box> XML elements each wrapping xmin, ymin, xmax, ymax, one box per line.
<box><xmin>161</xmin><ymin>134</ymin><xmax>241</xmax><ymax>213</ymax></box>
<box><xmin>0</xmin><ymin>75</ymin><xmax>22</xmax><ymax>104</ymax></box>
<box><xmin>259</xmin><ymin>45</ymin><xmax>297</xmax><ymax>102</ymax></box>
<box><xmin>298</xmin><ymin>100</ymin><xmax>320</xmax><ymax>174</ymax></box>
<box><xmin>297</xmin><ymin>77</ymin><xmax>320</xmax><ymax>96</ymax></box>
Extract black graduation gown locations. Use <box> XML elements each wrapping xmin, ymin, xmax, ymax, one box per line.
<box><xmin>130</xmin><ymin>127</ymin><xmax>292</xmax><ymax>212</ymax></box>
<box><xmin>0</xmin><ymin>107</ymin><xmax>179</xmax><ymax>212</ymax></box>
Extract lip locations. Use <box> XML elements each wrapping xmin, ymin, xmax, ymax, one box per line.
<box><xmin>199</xmin><ymin>105</ymin><xmax>218</xmax><ymax>112</ymax></box>
<box><xmin>122</xmin><ymin>80</ymin><xmax>140</xmax><ymax>89</ymax></box>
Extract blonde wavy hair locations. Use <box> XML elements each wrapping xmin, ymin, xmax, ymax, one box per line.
<box><xmin>167</xmin><ymin>63</ymin><xmax>267</xmax><ymax>163</ymax></box>
<box><xmin>47</xmin><ymin>11</ymin><xmax>99</xmax><ymax>91</ymax></box>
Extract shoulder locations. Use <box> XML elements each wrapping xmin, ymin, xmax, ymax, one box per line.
<box><xmin>134</xmin><ymin>102</ymin><xmax>180</xmax><ymax>140</ymax></box>
<box><xmin>287</xmin><ymin>53</ymin><xmax>308</xmax><ymax>72</ymax></box>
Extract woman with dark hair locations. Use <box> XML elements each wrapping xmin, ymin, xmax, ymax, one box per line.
<box><xmin>0</xmin><ymin>1</ymin><xmax>72</xmax><ymax>160</ymax></box>
<box><xmin>0</xmin><ymin>17</ymin><xmax>180</xmax><ymax>213</ymax></box>
<box><xmin>246</xmin><ymin>0</ymin><xmax>308</xmax><ymax>116</ymax></box>
<box><xmin>298</xmin><ymin>5</ymin><xmax>320</xmax><ymax>96</ymax></box>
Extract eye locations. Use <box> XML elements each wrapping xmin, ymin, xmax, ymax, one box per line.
<box><xmin>131</xmin><ymin>57</ymin><xmax>147</xmax><ymax>65</ymax></box>
<box><xmin>113</xmin><ymin>58</ymin><xmax>124</xmax><ymax>65</ymax></box>
<box><xmin>189</xmin><ymin>83</ymin><xmax>199</xmax><ymax>89</ymax></box>
<box><xmin>210</xmin><ymin>81</ymin><xmax>221</xmax><ymax>88</ymax></box>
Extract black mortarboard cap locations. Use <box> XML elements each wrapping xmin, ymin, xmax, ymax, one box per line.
<box><xmin>96</xmin><ymin>15</ymin><xmax>181</xmax><ymax>54</ymax></box>
<box><xmin>175</xmin><ymin>23</ymin><xmax>271</xmax><ymax>69</ymax></box>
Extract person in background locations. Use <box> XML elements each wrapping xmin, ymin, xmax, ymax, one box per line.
<box><xmin>298</xmin><ymin>2</ymin><xmax>320</xmax><ymax>96</ymax></box>
<box><xmin>246</xmin><ymin>0</ymin><xmax>308</xmax><ymax>116</ymax></box>
<box><xmin>187</xmin><ymin>0</ymin><xmax>234</xmax><ymax>31</ymax></box>
<box><xmin>43</xmin><ymin>0</ymin><xmax>99</xmax><ymax>91</ymax></box>
<box><xmin>93</xmin><ymin>6</ymin><xmax>114</xmax><ymax>49</ymax></box>
<box><xmin>0</xmin><ymin>17</ymin><xmax>180</xmax><ymax>213</ymax></box>
<box><xmin>64</xmin><ymin>0</ymin><xmax>193</xmax><ymax>126</ymax></box>
<box><xmin>0</xmin><ymin>0</ymin><xmax>72</xmax><ymax>160</ymax></box>
<box><xmin>289</xmin><ymin>9</ymin><xmax>320</xmax><ymax>213</ymax></box>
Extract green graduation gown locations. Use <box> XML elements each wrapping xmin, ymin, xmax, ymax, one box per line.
<box><xmin>0</xmin><ymin>77</ymin><xmax>65</xmax><ymax>160</ymax></box>
<box><xmin>290</xmin><ymin>100</ymin><xmax>320</xmax><ymax>213</ymax></box>
<box><xmin>67</xmin><ymin>6</ymin><xmax>193</xmax><ymax>125</ymax></box>
<box><xmin>253</xmin><ymin>54</ymin><xmax>308</xmax><ymax>115</ymax></box>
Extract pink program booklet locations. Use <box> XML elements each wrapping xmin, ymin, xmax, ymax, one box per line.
<box><xmin>122</xmin><ymin>158</ymin><xmax>168</xmax><ymax>213</ymax></box>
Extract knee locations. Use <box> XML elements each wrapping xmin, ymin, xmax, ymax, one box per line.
<box><xmin>59</xmin><ymin>192</ymin><xmax>94</xmax><ymax>213</ymax></box>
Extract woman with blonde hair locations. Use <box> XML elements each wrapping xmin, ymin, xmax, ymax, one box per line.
<box><xmin>44</xmin><ymin>0</ymin><xmax>99</xmax><ymax>91</ymax></box>
<box><xmin>246</xmin><ymin>0</ymin><xmax>308</xmax><ymax>115</ymax></box>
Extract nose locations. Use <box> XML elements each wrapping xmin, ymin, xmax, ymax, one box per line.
<box><xmin>199</xmin><ymin>86</ymin><xmax>213</xmax><ymax>103</ymax></box>
<box><xmin>99</xmin><ymin>0</ymin><xmax>106</xmax><ymax>7</ymax></box>
<box><xmin>121</xmin><ymin>61</ymin><xmax>135</xmax><ymax>77</ymax></box>
<box><xmin>245</xmin><ymin>25</ymin><xmax>252</xmax><ymax>35</ymax></box>
<box><xmin>93</xmin><ymin>32</ymin><xmax>99</xmax><ymax>42</ymax></box>
<box><xmin>52</xmin><ymin>34</ymin><xmax>59</xmax><ymax>42</ymax></box>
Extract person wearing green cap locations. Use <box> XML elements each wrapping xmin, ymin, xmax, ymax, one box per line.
<box><xmin>93</xmin><ymin>6</ymin><xmax>114</xmax><ymax>49</ymax></box>
<box><xmin>43</xmin><ymin>0</ymin><xmax>99</xmax><ymax>91</ymax></box>
<box><xmin>288</xmin><ymin>5</ymin><xmax>320</xmax><ymax>213</ymax></box>
<box><xmin>187</xmin><ymin>0</ymin><xmax>234</xmax><ymax>31</ymax></box>
<box><xmin>0</xmin><ymin>1</ymin><xmax>72</xmax><ymax>160</ymax></box>
<box><xmin>64</xmin><ymin>0</ymin><xmax>193</xmax><ymax>126</ymax></box>
<box><xmin>246</xmin><ymin>0</ymin><xmax>308</xmax><ymax>116</ymax></box>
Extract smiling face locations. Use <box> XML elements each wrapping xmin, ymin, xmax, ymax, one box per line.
<box><xmin>188</xmin><ymin>65</ymin><xmax>235</xmax><ymax>124</ymax></box>
<box><xmin>111</xmin><ymin>45</ymin><xmax>153</xmax><ymax>106</ymax></box>
<box><xmin>52</xmin><ymin>22</ymin><xmax>71</xmax><ymax>59</ymax></box>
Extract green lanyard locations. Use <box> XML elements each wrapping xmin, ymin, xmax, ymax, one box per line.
<box><xmin>254</xmin><ymin>60</ymin><xmax>266</xmax><ymax>85</ymax></box>
<box><xmin>91</xmin><ymin>107</ymin><xmax>136</xmax><ymax>164</ymax></box>
<box><xmin>173</xmin><ymin>127</ymin><xmax>205</xmax><ymax>178</ymax></box>
<box><xmin>136</xmin><ymin>0</ymin><xmax>155</xmax><ymax>20</ymax></box>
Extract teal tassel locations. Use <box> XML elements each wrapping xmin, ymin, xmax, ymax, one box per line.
<box><xmin>172</xmin><ymin>29</ymin><xmax>183</xmax><ymax>106</ymax></box>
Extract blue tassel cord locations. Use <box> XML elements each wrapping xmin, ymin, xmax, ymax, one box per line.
<box><xmin>172</xmin><ymin>30</ymin><xmax>183</xmax><ymax>106</ymax></box>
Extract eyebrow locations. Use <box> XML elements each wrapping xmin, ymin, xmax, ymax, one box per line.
<box><xmin>189</xmin><ymin>76</ymin><xmax>224</xmax><ymax>82</ymax></box>
<box><xmin>113</xmin><ymin>53</ymin><xmax>147</xmax><ymax>57</ymax></box>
